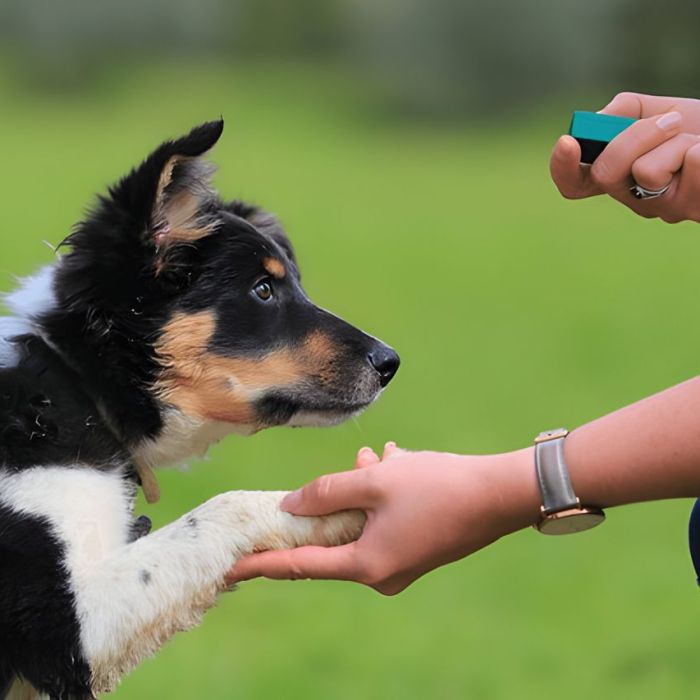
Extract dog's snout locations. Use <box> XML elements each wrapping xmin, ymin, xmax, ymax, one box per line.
<box><xmin>367</xmin><ymin>344</ymin><xmax>400</xmax><ymax>387</ymax></box>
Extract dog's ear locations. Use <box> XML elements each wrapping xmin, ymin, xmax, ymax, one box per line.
<box><xmin>58</xmin><ymin>121</ymin><xmax>224</xmax><ymax>306</ymax></box>
<box><xmin>108</xmin><ymin>119</ymin><xmax>224</xmax><ymax>252</ymax></box>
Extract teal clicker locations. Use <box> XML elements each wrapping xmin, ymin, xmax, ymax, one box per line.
<box><xmin>569</xmin><ymin>111</ymin><xmax>636</xmax><ymax>164</ymax></box>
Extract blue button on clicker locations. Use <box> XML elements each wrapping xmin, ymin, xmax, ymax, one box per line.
<box><xmin>569</xmin><ymin>111</ymin><xmax>637</xmax><ymax>164</ymax></box>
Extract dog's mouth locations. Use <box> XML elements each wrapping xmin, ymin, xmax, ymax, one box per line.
<box><xmin>286</xmin><ymin>404</ymin><xmax>371</xmax><ymax>428</ymax></box>
<box><xmin>251</xmin><ymin>343</ymin><xmax>399</xmax><ymax>429</ymax></box>
<box><xmin>254</xmin><ymin>391</ymin><xmax>378</xmax><ymax>429</ymax></box>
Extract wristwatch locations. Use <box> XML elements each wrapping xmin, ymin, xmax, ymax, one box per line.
<box><xmin>533</xmin><ymin>428</ymin><xmax>605</xmax><ymax>535</ymax></box>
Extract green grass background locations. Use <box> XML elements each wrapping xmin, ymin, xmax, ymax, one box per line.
<box><xmin>2</xmin><ymin>61</ymin><xmax>700</xmax><ymax>699</ymax></box>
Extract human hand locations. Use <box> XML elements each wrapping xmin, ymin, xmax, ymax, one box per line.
<box><xmin>550</xmin><ymin>93</ymin><xmax>700</xmax><ymax>223</ymax></box>
<box><xmin>226</xmin><ymin>443</ymin><xmax>539</xmax><ymax>595</ymax></box>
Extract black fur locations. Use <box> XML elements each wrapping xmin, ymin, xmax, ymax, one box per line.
<box><xmin>0</xmin><ymin>120</ymin><xmax>399</xmax><ymax>698</ymax></box>
<box><xmin>0</xmin><ymin>506</ymin><xmax>92</xmax><ymax>699</ymax></box>
<box><xmin>0</xmin><ymin>338</ymin><xmax>136</xmax><ymax>699</ymax></box>
<box><xmin>0</xmin><ymin>336</ymin><xmax>130</xmax><ymax>472</ymax></box>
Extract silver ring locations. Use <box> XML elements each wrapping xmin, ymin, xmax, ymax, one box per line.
<box><xmin>630</xmin><ymin>182</ymin><xmax>671</xmax><ymax>200</ymax></box>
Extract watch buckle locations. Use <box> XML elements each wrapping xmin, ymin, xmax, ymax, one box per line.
<box><xmin>534</xmin><ymin>429</ymin><xmax>569</xmax><ymax>444</ymax></box>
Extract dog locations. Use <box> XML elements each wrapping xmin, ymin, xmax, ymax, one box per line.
<box><xmin>0</xmin><ymin>120</ymin><xmax>399</xmax><ymax>700</ymax></box>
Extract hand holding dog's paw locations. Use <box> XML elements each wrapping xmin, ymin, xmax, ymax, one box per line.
<box><xmin>226</xmin><ymin>444</ymin><xmax>541</xmax><ymax>595</ymax></box>
<box><xmin>208</xmin><ymin>490</ymin><xmax>365</xmax><ymax>559</ymax></box>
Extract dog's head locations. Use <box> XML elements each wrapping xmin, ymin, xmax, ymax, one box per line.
<box><xmin>45</xmin><ymin>121</ymin><xmax>398</xmax><ymax>451</ymax></box>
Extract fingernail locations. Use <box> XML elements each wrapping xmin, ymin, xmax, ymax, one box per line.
<box><xmin>281</xmin><ymin>490</ymin><xmax>302</xmax><ymax>511</ymax></box>
<box><xmin>656</xmin><ymin>111</ymin><xmax>681</xmax><ymax>131</ymax></box>
<box><xmin>359</xmin><ymin>446</ymin><xmax>373</xmax><ymax>456</ymax></box>
<box><xmin>385</xmin><ymin>441</ymin><xmax>396</xmax><ymax>449</ymax></box>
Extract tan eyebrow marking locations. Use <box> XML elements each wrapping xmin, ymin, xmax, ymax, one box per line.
<box><xmin>263</xmin><ymin>257</ymin><xmax>286</xmax><ymax>279</ymax></box>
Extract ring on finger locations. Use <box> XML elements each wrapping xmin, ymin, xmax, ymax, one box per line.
<box><xmin>630</xmin><ymin>181</ymin><xmax>672</xmax><ymax>200</ymax></box>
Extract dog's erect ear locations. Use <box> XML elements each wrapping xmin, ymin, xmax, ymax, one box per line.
<box><xmin>56</xmin><ymin>121</ymin><xmax>224</xmax><ymax>309</ymax></box>
<box><xmin>108</xmin><ymin>119</ymin><xmax>224</xmax><ymax>250</ymax></box>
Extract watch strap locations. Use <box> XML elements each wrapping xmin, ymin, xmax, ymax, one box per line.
<box><xmin>534</xmin><ymin>429</ymin><xmax>579</xmax><ymax>514</ymax></box>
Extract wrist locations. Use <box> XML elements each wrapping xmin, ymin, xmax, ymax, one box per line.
<box><xmin>477</xmin><ymin>447</ymin><xmax>542</xmax><ymax>533</ymax></box>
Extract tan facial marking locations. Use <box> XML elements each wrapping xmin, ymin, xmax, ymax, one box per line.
<box><xmin>301</xmin><ymin>330</ymin><xmax>340</xmax><ymax>383</ymax></box>
<box><xmin>303</xmin><ymin>330</ymin><xmax>337</xmax><ymax>362</ymax></box>
<box><xmin>263</xmin><ymin>257</ymin><xmax>286</xmax><ymax>279</ymax></box>
<box><xmin>154</xmin><ymin>313</ymin><xmax>340</xmax><ymax>425</ymax></box>
<box><xmin>154</xmin><ymin>312</ymin><xmax>255</xmax><ymax>424</ymax></box>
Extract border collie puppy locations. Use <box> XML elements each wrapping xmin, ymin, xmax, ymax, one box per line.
<box><xmin>0</xmin><ymin>121</ymin><xmax>399</xmax><ymax>700</ymax></box>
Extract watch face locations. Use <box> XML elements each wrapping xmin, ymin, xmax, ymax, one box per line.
<box><xmin>536</xmin><ymin>508</ymin><xmax>605</xmax><ymax>536</ymax></box>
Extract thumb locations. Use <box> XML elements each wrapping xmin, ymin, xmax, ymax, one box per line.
<box><xmin>226</xmin><ymin>543</ymin><xmax>362</xmax><ymax>584</ymax></box>
<box><xmin>549</xmin><ymin>135</ymin><xmax>599</xmax><ymax>200</ymax></box>
<box><xmin>282</xmin><ymin>469</ymin><xmax>376</xmax><ymax>516</ymax></box>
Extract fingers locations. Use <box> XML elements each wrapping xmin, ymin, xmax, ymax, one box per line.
<box><xmin>552</xmin><ymin>94</ymin><xmax>689</xmax><ymax>203</ymax></box>
<box><xmin>381</xmin><ymin>441</ymin><xmax>409</xmax><ymax>460</ymax></box>
<box><xmin>670</xmin><ymin>142</ymin><xmax>700</xmax><ymax>223</ymax></box>
<box><xmin>225</xmin><ymin>543</ymin><xmax>362</xmax><ymax>584</ymax></box>
<box><xmin>631</xmin><ymin>133</ymin><xmax>700</xmax><ymax>190</ymax></box>
<box><xmin>281</xmin><ymin>468</ymin><xmax>377</xmax><ymax>516</ymax></box>
<box><xmin>281</xmin><ymin>440</ymin><xmax>408</xmax><ymax>517</ymax></box>
<box><xmin>354</xmin><ymin>441</ymin><xmax>408</xmax><ymax>469</ymax></box>
<box><xmin>590</xmin><ymin>112</ymin><xmax>682</xmax><ymax>195</ymax></box>
<box><xmin>549</xmin><ymin>135</ymin><xmax>600</xmax><ymax>200</ymax></box>
<box><xmin>355</xmin><ymin>446</ymin><xmax>380</xmax><ymax>469</ymax></box>
<box><xmin>599</xmin><ymin>92</ymin><xmax>681</xmax><ymax>119</ymax></box>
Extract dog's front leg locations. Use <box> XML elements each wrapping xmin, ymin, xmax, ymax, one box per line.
<box><xmin>78</xmin><ymin>491</ymin><xmax>364</xmax><ymax>695</ymax></box>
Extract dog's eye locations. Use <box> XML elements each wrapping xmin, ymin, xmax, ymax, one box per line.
<box><xmin>253</xmin><ymin>279</ymin><xmax>273</xmax><ymax>301</ymax></box>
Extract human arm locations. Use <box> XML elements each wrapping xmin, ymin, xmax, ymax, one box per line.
<box><xmin>550</xmin><ymin>92</ymin><xmax>700</xmax><ymax>222</ymax></box>
<box><xmin>227</xmin><ymin>375</ymin><xmax>700</xmax><ymax>595</ymax></box>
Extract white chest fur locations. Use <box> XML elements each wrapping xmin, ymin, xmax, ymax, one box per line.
<box><xmin>0</xmin><ymin>466</ymin><xmax>134</xmax><ymax>576</ymax></box>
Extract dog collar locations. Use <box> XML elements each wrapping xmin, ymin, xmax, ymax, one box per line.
<box><xmin>135</xmin><ymin>463</ymin><xmax>161</xmax><ymax>504</ymax></box>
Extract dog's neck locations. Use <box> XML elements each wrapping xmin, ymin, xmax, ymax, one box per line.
<box><xmin>133</xmin><ymin>410</ymin><xmax>253</xmax><ymax>471</ymax></box>
<box><xmin>128</xmin><ymin>412</ymin><xmax>247</xmax><ymax>504</ymax></box>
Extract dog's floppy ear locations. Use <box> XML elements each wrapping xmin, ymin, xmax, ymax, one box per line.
<box><xmin>108</xmin><ymin>119</ymin><xmax>224</xmax><ymax>251</ymax></box>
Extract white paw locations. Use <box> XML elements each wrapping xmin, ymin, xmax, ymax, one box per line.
<box><xmin>200</xmin><ymin>491</ymin><xmax>365</xmax><ymax>553</ymax></box>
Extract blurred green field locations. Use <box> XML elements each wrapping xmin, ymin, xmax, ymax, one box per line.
<box><xmin>3</xmin><ymin>60</ymin><xmax>700</xmax><ymax>700</ymax></box>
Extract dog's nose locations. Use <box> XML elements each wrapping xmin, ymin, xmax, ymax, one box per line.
<box><xmin>368</xmin><ymin>344</ymin><xmax>400</xmax><ymax>387</ymax></box>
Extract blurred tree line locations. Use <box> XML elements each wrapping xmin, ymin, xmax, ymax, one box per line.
<box><xmin>0</xmin><ymin>0</ymin><xmax>697</xmax><ymax>116</ymax></box>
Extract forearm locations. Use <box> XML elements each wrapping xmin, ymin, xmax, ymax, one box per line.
<box><xmin>229</xmin><ymin>377</ymin><xmax>700</xmax><ymax>590</ymax></box>
<box><xmin>567</xmin><ymin>375</ymin><xmax>700</xmax><ymax>506</ymax></box>
<box><xmin>499</xmin><ymin>375</ymin><xmax>700</xmax><ymax>529</ymax></box>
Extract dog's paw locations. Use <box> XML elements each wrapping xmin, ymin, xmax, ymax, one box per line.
<box><xmin>202</xmin><ymin>491</ymin><xmax>365</xmax><ymax>554</ymax></box>
<box><xmin>304</xmin><ymin>507</ymin><xmax>366</xmax><ymax>548</ymax></box>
